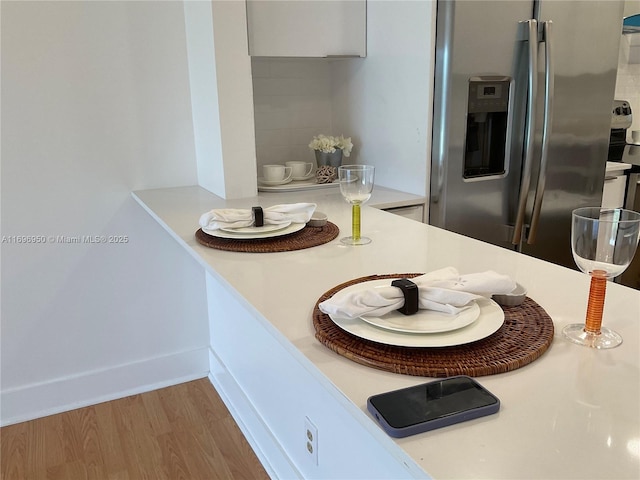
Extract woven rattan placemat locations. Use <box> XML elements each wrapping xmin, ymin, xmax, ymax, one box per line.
<box><xmin>313</xmin><ymin>273</ymin><xmax>554</xmax><ymax>377</ymax></box>
<box><xmin>195</xmin><ymin>222</ymin><xmax>339</xmax><ymax>253</ymax></box>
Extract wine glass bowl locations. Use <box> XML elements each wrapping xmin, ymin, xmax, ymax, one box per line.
<box><xmin>563</xmin><ymin>207</ymin><xmax>640</xmax><ymax>349</ymax></box>
<box><xmin>338</xmin><ymin>165</ymin><xmax>375</xmax><ymax>245</ymax></box>
<box><xmin>572</xmin><ymin>208</ymin><xmax>640</xmax><ymax>278</ymax></box>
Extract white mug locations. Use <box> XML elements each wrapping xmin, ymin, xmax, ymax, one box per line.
<box><xmin>286</xmin><ymin>161</ymin><xmax>314</xmax><ymax>178</ymax></box>
<box><xmin>263</xmin><ymin>164</ymin><xmax>292</xmax><ymax>182</ymax></box>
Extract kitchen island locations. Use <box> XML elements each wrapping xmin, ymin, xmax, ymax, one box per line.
<box><xmin>133</xmin><ymin>185</ymin><xmax>639</xmax><ymax>480</ymax></box>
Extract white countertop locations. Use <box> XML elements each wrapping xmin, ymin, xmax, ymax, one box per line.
<box><xmin>606</xmin><ymin>161</ymin><xmax>633</xmax><ymax>176</ymax></box>
<box><xmin>133</xmin><ymin>185</ymin><xmax>640</xmax><ymax>479</ymax></box>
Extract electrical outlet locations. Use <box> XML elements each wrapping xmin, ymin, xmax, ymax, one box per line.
<box><xmin>304</xmin><ymin>416</ymin><xmax>318</xmax><ymax>466</ymax></box>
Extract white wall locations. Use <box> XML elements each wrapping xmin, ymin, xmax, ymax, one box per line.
<box><xmin>252</xmin><ymin>58</ymin><xmax>333</xmax><ymax>172</ymax></box>
<box><xmin>618</xmin><ymin>0</ymin><xmax>640</xmax><ymax>135</ymax></box>
<box><xmin>249</xmin><ymin>1</ymin><xmax>436</xmax><ymax>197</ymax></box>
<box><xmin>1</xmin><ymin>1</ymin><xmax>209</xmax><ymax>425</ymax></box>
<box><xmin>182</xmin><ymin>0</ymin><xmax>259</xmax><ymax>199</ymax></box>
<box><xmin>209</xmin><ymin>0</ymin><xmax>259</xmax><ymax>199</ymax></box>
<box><xmin>331</xmin><ymin>0</ymin><xmax>435</xmax><ymax>197</ymax></box>
<box><xmin>616</xmin><ymin>35</ymin><xmax>640</xmax><ymax>136</ymax></box>
<box><xmin>617</xmin><ymin>0</ymin><xmax>640</xmax><ymax>139</ymax></box>
<box><xmin>184</xmin><ymin>0</ymin><xmax>226</xmax><ymax>196</ymax></box>
<box><xmin>624</xmin><ymin>0</ymin><xmax>640</xmax><ymax>16</ymax></box>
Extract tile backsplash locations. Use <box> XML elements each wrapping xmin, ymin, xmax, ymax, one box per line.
<box><xmin>615</xmin><ymin>33</ymin><xmax>640</xmax><ymax>137</ymax></box>
<box><xmin>251</xmin><ymin>58</ymin><xmax>333</xmax><ymax>173</ymax></box>
<box><xmin>251</xmin><ymin>34</ymin><xmax>638</xmax><ymax>178</ymax></box>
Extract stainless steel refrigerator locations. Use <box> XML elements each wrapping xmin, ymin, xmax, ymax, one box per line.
<box><xmin>429</xmin><ymin>0</ymin><xmax>625</xmax><ymax>269</ymax></box>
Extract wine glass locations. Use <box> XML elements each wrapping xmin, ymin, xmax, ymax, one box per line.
<box><xmin>563</xmin><ymin>207</ymin><xmax>640</xmax><ymax>349</ymax></box>
<box><xmin>338</xmin><ymin>165</ymin><xmax>375</xmax><ymax>245</ymax></box>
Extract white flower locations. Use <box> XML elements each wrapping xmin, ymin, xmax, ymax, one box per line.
<box><xmin>308</xmin><ymin>134</ymin><xmax>353</xmax><ymax>157</ymax></box>
<box><xmin>337</xmin><ymin>135</ymin><xmax>353</xmax><ymax>157</ymax></box>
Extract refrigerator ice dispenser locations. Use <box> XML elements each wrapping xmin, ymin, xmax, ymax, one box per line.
<box><xmin>464</xmin><ymin>76</ymin><xmax>511</xmax><ymax>179</ymax></box>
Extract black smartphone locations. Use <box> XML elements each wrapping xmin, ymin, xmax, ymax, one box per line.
<box><xmin>367</xmin><ymin>375</ymin><xmax>500</xmax><ymax>438</ymax></box>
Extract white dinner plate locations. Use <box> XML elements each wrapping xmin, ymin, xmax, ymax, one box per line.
<box><xmin>219</xmin><ymin>221</ymin><xmax>291</xmax><ymax>235</ymax></box>
<box><xmin>361</xmin><ymin>304</ymin><xmax>480</xmax><ymax>333</ymax></box>
<box><xmin>335</xmin><ymin>279</ymin><xmax>481</xmax><ymax>333</ymax></box>
<box><xmin>258</xmin><ymin>177</ymin><xmax>293</xmax><ymax>186</ymax></box>
<box><xmin>328</xmin><ymin>296</ymin><xmax>504</xmax><ymax>347</ymax></box>
<box><xmin>203</xmin><ymin>222</ymin><xmax>305</xmax><ymax>240</ymax></box>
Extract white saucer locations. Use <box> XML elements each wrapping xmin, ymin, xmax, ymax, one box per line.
<box><xmin>219</xmin><ymin>221</ymin><xmax>291</xmax><ymax>235</ymax></box>
<box><xmin>292</xmin><ymin>174</ymin><xmax>316</xmax><ymax>181</ymax></box>
<box><xmin>361</xmin><ymin>301</ymin><xmax>480</xmax><ymax>334</ymax></box>
<box><xmin>258</xmin><ymin>177</ymin><xmax>293</xmax><ymax>186</ymax></box>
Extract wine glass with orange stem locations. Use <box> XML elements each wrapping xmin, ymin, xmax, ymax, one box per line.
<box><xmin>563</xmin><ymin>207</ymin><xmax>640</xmax><ymax>349</ymax></box>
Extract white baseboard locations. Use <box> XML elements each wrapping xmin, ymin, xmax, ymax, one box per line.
<box><xmin>208</xmin><ymin>348</ymin><xmax>301</xmax><ymax>480</ymax></box>
<box><xmin>0</xmin><ymin>347</ymin><xmax>209</xmax><ymax>426</ymax></box>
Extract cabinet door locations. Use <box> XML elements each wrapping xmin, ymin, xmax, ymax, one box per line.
<box><xmin>246</xmin><ymin>0</ymin><xmax>366</xmax><ymax>57</ymax></box>
<box><xmin>384</xmin><ymin>205</ymin><xmax>425</xmax><ymax>222</ymax></box>
<box><xmin>602</xmin><ymin>176</ymin><xmax>627</xmax><ymax>209</ymax></box>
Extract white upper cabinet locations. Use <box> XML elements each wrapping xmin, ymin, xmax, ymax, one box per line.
<box><xmin>246</xmin><ymin>0</ymin><xmax>366</xmax><ymax>57</ymax></box>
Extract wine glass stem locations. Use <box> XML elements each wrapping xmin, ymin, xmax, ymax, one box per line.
<box><xmin>585</xmin><ymin>270</ymin><xmax>607</xmax><ymax>335</ymax></box>
<box><xmin>352</xmin><ymin>204</ymin><xmax>361</xmax><ymax>241</ymax></box>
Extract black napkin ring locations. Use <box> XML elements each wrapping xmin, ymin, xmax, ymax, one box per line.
<box><xmin>391</xmin><ymin>279</ymin><xmax>419</xmax><ymax>316</ymax></box>
<box><xmin>252</xmin><ymin>206</ymin><xmax>264</xmax><ymax>227</ymax></box>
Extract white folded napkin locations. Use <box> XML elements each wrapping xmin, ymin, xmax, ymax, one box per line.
<box><xmin>199</xmin><ymin>203</ymin><xmax>317</xmax><ymax>230</ymax></box>
<box><xmin>319</xmin><ymin>267</ymin><xmax>516</xmax><ymax>318</ymax></box>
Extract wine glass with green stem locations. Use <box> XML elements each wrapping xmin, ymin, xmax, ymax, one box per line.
<box><xmin>338</xmin><ymin>165</ymin><xmax>375</xmax><ymax>246</ymax></box>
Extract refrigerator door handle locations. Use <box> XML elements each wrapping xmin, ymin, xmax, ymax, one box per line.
<box><xmin>512</xmin><ymin>19</ymin><xmax>538</xmax><ymax>245</ymax></box>
<box><xmin>527</xmin><ymin>20</ymin><xmax>554</xmax><ymax>244</ymax></box>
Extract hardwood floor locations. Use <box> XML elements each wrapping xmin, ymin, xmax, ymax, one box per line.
<box><xmin>1</xmin><ymin>378</ymin><xmax>270</xmax><ymax>480</ymax></box>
